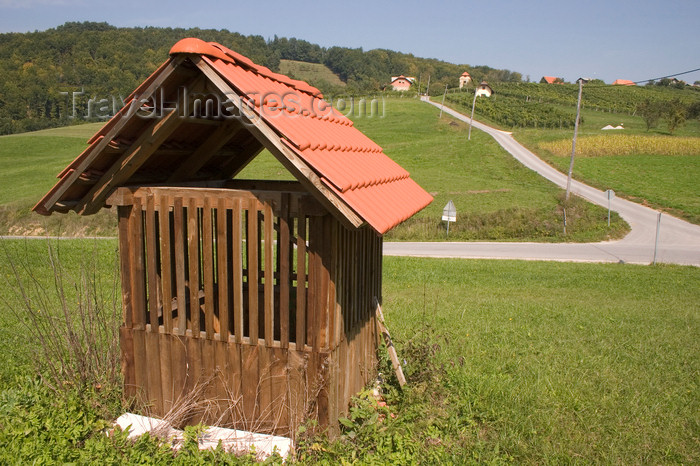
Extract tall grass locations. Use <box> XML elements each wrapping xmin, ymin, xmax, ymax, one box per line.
<box><xmin>539</xmin><ymin>134</ymin><xmax>700</xmax><ymax>157</ymax></box>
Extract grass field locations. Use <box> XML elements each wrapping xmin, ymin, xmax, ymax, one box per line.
<box><xmin>1</xmin><ymin>238</ymin><xmax>698</xmax><ymax>463</ymax></box>
<box><xmin>278</xmin><ymin>59</ymin><xmax>346</xmax><ymax>89</ymax></box>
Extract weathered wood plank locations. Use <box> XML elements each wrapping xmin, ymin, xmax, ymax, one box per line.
<box><xmin>257</xmin><ymin>345</ymin><xmax>273</xmax><ymax>431</ymax></box>
<box><xmin>159</xmin><ymin>333</ymin><xmax>173</xmax><ymax>414</ymax></box>
<box><xmin>145</xmin><ymin>195</ymin><xmax>160</xmax><ymax>330</ymax></box>
<box><xmin>241</xmin><ymin>344</ymin><xmax>259</xmax><ymax>428</ymax></box>
<box><xmin>247</xmin><ymin>198</ymin><xmax>259</xmax><ymax>344</ymax></box>
<box><xmin>270</xmin><ymin>347</ymin><xmax>289</xmax><ymax>435</ymax></box>
<box><xmin>132</xmin><ymin>329</ymin><xmax>149</xmax><ymax>407</ymax></box>
<box><xmin>279</xmin><ymin>194</ymin><xmax>290</xmax><ymax>349</ymax></box>
<box><xmin>145</xmin><ymin>330</ymin><xmax>164</xmax><ymax>414</ymax></box>
<box><xmin>232</xmin><ymin>199</ymin><xmax>244</xmax><ymax>343</ymax></box>
<box><xmin>264</xmin><ymin>202</ymin><xmax>274</xmax><ymax>346</ymax></box>
<box><xmin>187</xmin><ymin>197</ymin><xmax>201</xmax><ymax>337</ymax></box>
<box><xmin>118</xmin><ymin>206</ymin><xmax>133</xmax><ymax>328</ymax></box>
<box><xmin>295</xmin><ymin>211</ymin><xmax>306</xmax><ymax>348</ymax></box>
<box><xmin>173</xmin><ymin>197</ymin><xmax>186</xmax><ymax>335</ymax></box>
<box><xmin>216</xmin><ymin>197</ymin><xmax>230</xmax><ymax>342</ymax></box>
<box><xmin>130</xmin><ymin>198</ymin><xmax>146</xmax><ymax>329</ymax></box>
<box><xmin>159</xmin><ymin>196</ymin><xmax>173</xmax><ymax>333</ymax></box>
<box><xmin>202</xmin><ymin>198</ymin><xmax>215</xmax><ymax>339</ymax></box>
<box><xmin>120</xmin><ymin>326</ymin><xmax>136</xmax><ymax>399</ymax></box>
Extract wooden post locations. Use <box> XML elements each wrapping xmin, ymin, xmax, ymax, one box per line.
<box><xmin>373</xmin><ymin>297</ymin><xmax>406</xmax><ymax>387</ymax></box>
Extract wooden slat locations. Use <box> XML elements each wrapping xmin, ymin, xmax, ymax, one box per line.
<box><xmin>145</xmin><ymin>195</ymin><xmax>160</xmax><ymax>329</ymax></box>
<box><xmin>188</xmin><ymin>197</ymin><xmax>201</xmax><ymax>337</ymax></box>
<box><xmin>202</xmin><ymin>197</ymin><xmax>215</xmax><ymax>339</ymax></box>
<box><xmin>264</xmin><ymin>202</ymin><xmax>274</xmax><ymax>346</ymax></box>
<box><xmin>295</xmin><ymin>211</ymin><xmax>306</xmax><ymax>347</ymax></box>
<box><xmin>257</xmin><ymin>345</ymin><xmax>272</xmax><ymax>430</ymax></box>
<box><xmin>159</xmin><ymin>196</ymin><xmax>173</xmax><ymax>333</ymax></box>
<box><xmin>241</xmin><ymin>345</ymin><xmax>259</xmax><ymax>427</ymax></box>
<box><xmin>145</xmin><ymin>331</ymin><xmax>164</xmax><ymax>414</ymax></box>
<box><xmin>216</xmin><ymin>197</ymin><xmax>230</xmax><ymax>342</ymax></box>
<box><xmin>247</xmin><ymin>198</ymin><xmax>259</xmax><ymax>344</ymax></box>
<box><xmin>120</xmin><ymin>326</ymin><xmax>136</xmax><ymax>399</ymax></box>
<box><xmin>279</xmin><ymin>194</ymin><xmax>290</xmax><ymax>348</ymax></box>
<box><xmin>307</xmin><ymin>217</ymin><xmax>319</xmax><ymax>352</ymax></box>
<box><xmin>270</xmin><ymin>347</ymin><xmax>289</xmax><ymax>435</ymax></box>
<box><xmin>170</xmin><ymin>334</ymin><xmax>188</xmax><ymax>404</ymax></box>
<box><xmin>173</xmin><ymin>197</ymin><xmax>186</xmax><ymax>335</ymax></box>
<box><xmin>132</xmin><ymin>329</ymin><xmax>148</xmax><ymax>406</ymax></box>
<box><xmin>227</xmin><ymin>342</ymin><xmax>242</xmax><ymax>423</ymax></box>
<box><xmin>185</xmin><ymin>336</ymin><xmax>203</xmax><ymax>424</ymax></box>
<box><xmin>130</xmin><ymin>198</ymin><xmax>146</xmax><ymax>328</ymax></box>
<box><xmin>232</xmin><ymin>199</ymin><xmax>244</xmax><ymax>343</ymax></box>
<box><xmin>159</xmin><ymin>333</ymin><xmax>173</xmax><ymax>413</ymax></box>
<box><xmin>287</xmin><ymin>350</ymin><xmax>306</xmax><ymax>436</ymax></box>
<box><xmin>117</xmin><ymin>206</ymin><xmax>133</xmax><ymax>328</ymax></box>
<box><xmin>201</xmin><ymin>338</ymin><xmax>217</xmax><ymax>418</ymax></box>
<box><xmin>213</xmin><ymin>339</ymin><xmax>230</xmax><ymax>424</ymax></box>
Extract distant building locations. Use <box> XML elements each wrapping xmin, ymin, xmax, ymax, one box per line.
<box><xmin>459</xmin><ymin>71</ymin><xmax>472</xmax><ymax>88</ymax></box>
<box><xmin>390</xmin><ymin>75</ymin><xmax>415</xmax><ymax>91</ymax></box>
<box><xmin>612</xmin><ymin>79</ymin><xmax>636</xmax><ymax>86</ymax></box>
<box><xmin>540</xmin><ymin>76</ymin><xmax>563</xmax><ymax>84</ymax></box>
<box><xmin>475</xmin><ymin>81</ymin><xmax>493</xmax><ymax>97</ymax></box>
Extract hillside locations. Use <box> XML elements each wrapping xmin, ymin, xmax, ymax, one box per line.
<box><xmin>0</xmin><ymin>21</ymin><xmax>519</xmax><ymax>135</ymax></box>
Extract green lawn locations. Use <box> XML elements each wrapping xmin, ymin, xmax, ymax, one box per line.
<box><xmin>1</xmin><ymin>238</ymin><xmax>698</xmax><ymax>463</ymax></box>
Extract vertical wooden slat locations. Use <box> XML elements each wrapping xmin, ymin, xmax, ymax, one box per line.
<box><xmin>118</xmin><ymin>206</ymin><xmax>133</xmax><ymax>328</ymax></box>
<box><xmin>145</xmin><ymin>331</ymin><xmax>163</xmax><ymax>415</ymax></box>
<box><xmin>279</xmin><ymin>194</ymin><xmax>290</xmax><ymax>348</ymax></box>
<box><xmin>130</xmin><ymin>198</ymin><xmax>146</xmax><ymax>329</ymax></box>
<box><xmin>159</xmin><ymin>196</ymin><xmax>173</xmax><ymax>334</ymax></box>
<box><xmin>270</xmin><ymin>347</ymin><xmax>289</xmax><ymax>435</ymax></box>
<box><xmin>232</xmin><ymin>199</ymin><xmax>244</xmax><ymax>343</ymax></box>
<box><xmin>188</xmin><ymin>197</ymin><xmax>200</xmax><ymax>337</ymax></box>
<box><xmin>247</xmin><ymin>198</ymin><xmax>259</xmax><ymax>344</ymax></box>
<box><xmin>295</xmin><ymin>210</ymin><xmax>306</xmax><ymax>347</ymax></box>
<box><xmin>241</xmin><ymin>345</ymin><xmax>259</xmax><ymax>426</ymax></box>
<box><xmin>119</xmin><ymin>326</ymin><xmax>136</xmax><ymax>399</ymax></box>
<box><xmin>203</xmin><ymin>197</ymin><xmax>215</xmax><ymax>339</ymax></box>
<box><xmin>308</xmin><ymin>217</ymin><xmax>321</xmax><ymax>352</ymax></box>
<box><xmin>159</xmin><ymin>333</ymin><xmax>173</xmax><ymax>413</ymax></box>
<box><xmin>258</xmin><ymin>345</ymin><xmax>272</xmax><ymax>430</ymax></box>
<box><xmin>264</xmin><ymin>202</ymin><xmax>274</xmax><ymax>346</ymax></box>
<box><xmin>213</xmin><ymin>339</ymin><xmax>230</xmax><ymax>424</ymax></box>
<box><xmin>173</xmin><ymin>197</ymin><xmax>186</xmax><ymax>335</ymax></box>
<box><xmin>227</xmin><ymin>341</ymin><xmax>242</xmax><ymax>422</ymax></box>
<box><xmin>319</xmin><ymin>216</ymin><xmax>331</xmax><ymax>350</ymax></box>
<box><xmin>132</xmin><ymin>329</ymin><xmax>148</xmax><ymax>406</ymax></box>
<box><xmin>216</xmin><ymin>197</ymin><xmax>230</xmax><ymax>342</ymax></box>
<box><xmin>146</xmin><ymin>194</ymin><xmax>160</xmax><ymax>329</ymax></box>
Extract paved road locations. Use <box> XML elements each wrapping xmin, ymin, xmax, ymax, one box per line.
<box><xmin>384</xmin><ymin>97</ymin><xmax>700</xmax><ymax>266</ymax></box>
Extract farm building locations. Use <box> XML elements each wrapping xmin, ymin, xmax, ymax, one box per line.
<box><xmin>459</xmin><ymin>71</ymin><xmax>472</xmax><ymax>88</ymax></box>
<box><xmin>540</xmin><ymin>76</ymin><xmax>563</xmax><ymax>84</ymax></box>
<box><xmin>34</xmin><ymin>38</ymin><xmax>432</xmax><ymax>437</ymax></box>
<box><xmin>389</xmin><ymin>75</ymin><xmax>415</xmax><ymax>91</ymax></box>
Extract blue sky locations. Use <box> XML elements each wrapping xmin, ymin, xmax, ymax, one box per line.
<box><xmin>1</xmin><ymin>0</ymin><xmax>699</xmax><ymax>84</ymax></box>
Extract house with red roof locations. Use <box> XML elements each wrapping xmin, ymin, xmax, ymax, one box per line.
<box><xmin>459</xmin><ymin>71</ymin><xmax>472</xmax><ymax>88</ymax></box>
<box><xmin>35</xmin><ymin>38</ymin><xmax>432</xmax><ymax>437</ymax></box>
<box><xmin>540</xmin><ymin>76</ymin><xmax>563</xmax><ymax>84</ymax></box>
<box><xmin>612</xmin><ymin>79</ymin><xmax>636</xmax><ymax>86</ymax></box>
<box><xmin>389</xmin><ymin>75</ymin><xmax>415</xmax><ymax>91</ymax></box>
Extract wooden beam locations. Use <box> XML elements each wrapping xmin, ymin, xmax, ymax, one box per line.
<box><xmin>39</xmin><ymin>56</ymin><xmax>186</xmax><ymax>214</ymax></box>
<box><xmin>167</xmin><ymin>118</ymin><xmax>243</xmax><ymax>182</ymax></box>
<box><xmin>192</xmin><ymin>57</ymin><xmax>364</xmax><ymax>230</ymax></box>
<box><xmin>76</xmin><ymin>107</ymin><xmax>183</xmax><ymax>215</ymax></box>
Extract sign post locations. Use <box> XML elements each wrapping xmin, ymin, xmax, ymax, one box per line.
<box><xmin>442</xmin><ymin>200</ymin><xmax>457</xmax><ymax>237</ymax></box>
<box><xmin>605</xmin><ymin>189</ymin><xmax>615</xmax><ymax>226</ymax></box>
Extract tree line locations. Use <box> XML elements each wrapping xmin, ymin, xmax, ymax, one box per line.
<box><xmin>0</xmin><ymin>21</ymin><xmax>520</xmax><ymax>134</ymax></box>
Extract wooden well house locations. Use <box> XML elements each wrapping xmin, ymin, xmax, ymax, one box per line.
<box><xmin>34</xmin><ymin>38</ymin><xmax>432</xmax><ymax>436</ymax></box>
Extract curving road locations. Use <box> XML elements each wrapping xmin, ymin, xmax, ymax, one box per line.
<box><xmin>384</xmin><ymin>97</ymin><xmax>700</xmax><ymax>266</ymax></box>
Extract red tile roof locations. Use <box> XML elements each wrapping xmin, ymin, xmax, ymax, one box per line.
<box><xmin>34</xmin><ymin>38</ymin><xmax>432</xmax><ymax>235</ymax></box>
<box><xmin>612</xmin><ymin>79</ymin><xmax>636</xmax><ymax>86</ymax></box>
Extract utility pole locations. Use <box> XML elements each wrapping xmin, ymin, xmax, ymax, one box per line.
<box><xmin>566</xmin><ymin>78</ymin><xmax>587</xmax><ymax>199</ymax></box>
<box><xmin>439</xmin><ymin>84</ymin><xmax>448</xmax><ymax>118</ymax></box>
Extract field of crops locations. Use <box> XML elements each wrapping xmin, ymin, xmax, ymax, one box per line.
<box><xmin>445</xmin><ymin>82</ymin><xmax>700</xmax><ymax>129</ymax></box>
<box><xmin>538</xmin><ymin>134</ymin><xmax>700</xmax><ymax>157</ymax></box>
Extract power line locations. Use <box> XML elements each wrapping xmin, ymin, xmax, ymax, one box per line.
<box><xmin>632</xmin><ymin>67</ymin><xmax>700</xmax><ymax>85</ymax></box>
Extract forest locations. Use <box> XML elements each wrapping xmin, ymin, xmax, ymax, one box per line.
<box><xmin>0</xmin><ymin>21</ymin><xmax>520</xmax><ymax>134</ymax></box>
